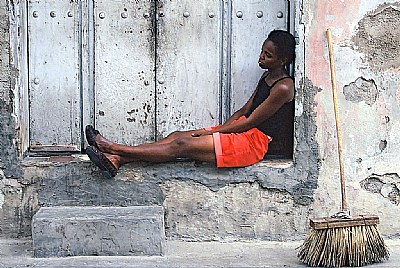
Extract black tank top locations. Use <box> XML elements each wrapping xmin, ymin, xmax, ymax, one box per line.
<box><xmin>244</xmin><ymin>76</ymin><xmax>294</xmax><ymax>157</ymax></box>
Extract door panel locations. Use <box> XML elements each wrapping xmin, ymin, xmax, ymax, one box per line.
<box><xmin>156</xmin><ymin>0</ymin><xmax>221</xmax><ymax>138</ymax></box>
<box><xmin>28</xmin><ymin>0</ymin><xmax>81</xmax><ymax>151</ymax></box>
<box><xmin>94</xmin><ymin>0</ymin><xmax>156</xmax><ymax>145</ymax></box>
<box><xmin>26</xmin><ymin>0</ymin><xmax>290</xmax><ymax>153</ymax></box>
<box><xmin>230</xmin><ymin>0</ymin><xmax>288</xmax><ymax>113</ymax></box>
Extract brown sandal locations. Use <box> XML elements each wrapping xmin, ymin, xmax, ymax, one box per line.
<box><xmin>85</xmin><ymin>125</ymin><xmax>100</xmax><ymax>149</ymax></box>
<box><xmin>86</xmin><ymin>146</ymin><xmax>118</xmax><ymax>178</ymax></box>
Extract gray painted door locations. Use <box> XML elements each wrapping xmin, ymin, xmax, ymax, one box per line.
<box><xmin>230</xmin><ymin>0</ymin><xmax>288</xmax><ymax>113</ymax></box>
<box><xmin>156</xmin><ymin>0</ymin><xmax>222</xmax><ymax>138</ymax></box>
<box><xmin>94</xmin><ymin>0</ymin><xmax>156</xmax><ymax>146</ymax></box>
<box><xmin>28</xmin><ymin>0</ymin><xmax>82</xmax><ymax>152</ymax></box>
<box><xmin>27</xmin><ymin>0</ymin><xmax>289</xmax><ymax>152</ymax></box>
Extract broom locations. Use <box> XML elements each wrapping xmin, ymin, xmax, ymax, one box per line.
<box><xmin>297</xmin><ymin>29</ymin><xmax>390</xmax><ymax>267</ymax></box>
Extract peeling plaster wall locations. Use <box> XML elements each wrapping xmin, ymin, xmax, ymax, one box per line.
<box><xmin>161</xmin><ymin>181</ymin><xmax>309</xmax><ymax>241</ymax></box>
<box><xmin>0</xmin><ymin>1</ymin><xmax>20</xmax><ymax>177</ymax></box>
<box><xmin>0</xmin><ymin>0</ymin><xmax>320</xmax><ymax>241</ymax></box>
<box><xmin>303</xmin><ymin>0</ymin><xmax>400</xmax><ymax>238</ymax></box>
<box><xmin>0</xmin><ymin>0</ymin><xmax>30</xmax><ymax>238</ymax></box>
<box><xmin>12</xmin><ymin>156</ymin><xmax>318</xmax><ymax>241</ymax></box>
<box><xmin>1</xmin><ymin>0</ymin><xmax>400</xmax><ymax>241</ymax></box>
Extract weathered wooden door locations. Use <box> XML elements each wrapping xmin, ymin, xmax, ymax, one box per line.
<box><xmin>27</xmin><ymin>0</ymin><xmax>290</xmax><ymax>152</ymax></box>
<box><xmin>230</xmin><ymin>0</ymin><xmax>289</xmax><ymax>113</ymax></box>
<box><xmin>28</xmin><ymin>0</ymin><xmax>82</xmax><ymax>152</ymax></box>
<box><xmin>94</xmin><ymin>0</ymin><xmax>156</xmax><ymax>145</ymax></box>
<box><xmin>156</xmin><ymin>0</ymin><xmax>222</xmax><ymax>139</ymax></box>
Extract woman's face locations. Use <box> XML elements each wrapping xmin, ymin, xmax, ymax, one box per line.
<box><xmin>258</xmin><ymin>40</ymin><xmax>284</xmax><ymax>70</ymax></box>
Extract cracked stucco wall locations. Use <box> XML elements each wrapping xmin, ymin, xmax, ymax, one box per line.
<box><xmin>0</xmin><ymin>0</ymin><xmax>31</xmax><ymax>238</ymax></box>
<box><xmin>0</xmin><ymin>0</ymin><xmax>320</xmax><ymax>241</ymax></box>
<box><xmin>1</xmin><ymin>0</ymin><xmax>400</xmax><ymax>241</ymax></box>
<box><xmin>304</xmin><ymin>0</ymin><xmax>400</xmax><ymax>238</ymax></box>
<box><xmin>361</xmin><ymin>174</ymin><xmax>400</xmax><ymax>205</ymax></box>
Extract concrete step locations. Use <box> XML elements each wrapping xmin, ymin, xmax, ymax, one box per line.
<box><xmin>32</xmin><ymin>206</ymin><xmax>165</xmax><ymax>257</ymax></box>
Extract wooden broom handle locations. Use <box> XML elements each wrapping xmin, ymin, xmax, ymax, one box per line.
<box><xmin>326</xmin><ymin>29</ymin><xmax>348</xmax><ymax>211</ymax></box>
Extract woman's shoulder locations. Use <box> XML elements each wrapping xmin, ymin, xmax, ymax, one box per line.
<box><xmin>271</xmin><ymin>77</ymin><xmax>295</xmax><ymax>103</ymax></box>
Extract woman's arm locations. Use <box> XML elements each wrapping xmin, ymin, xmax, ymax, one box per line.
<box><xmin>193</xmin><ymin>79</ymin><xmax>293</xmax><ymax>136</ymax></box>
<box><xmin>220</xmin><ymin>88</ymin><xmax>257</xmax><ymax>126</ymax></box>
<box><xmin>220</xmin><ymin>71</ymin><xmax>269</xmax><ymax>126</ymax></box>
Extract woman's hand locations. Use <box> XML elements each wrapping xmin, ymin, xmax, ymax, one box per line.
<box><xmin>191</xmin><ymin>131</ymin><xmax>213</xmax><ymax>137</ymax></box>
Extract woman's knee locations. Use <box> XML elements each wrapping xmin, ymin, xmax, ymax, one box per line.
<box><xmin>169</xmin><ymin>136</ymin><xmax>215</xmax><ymax>161</ymax></box>
<box><xmin>169</xmin><ymin>137</ymin><xmax>192</xmax><ymax>156</ymax></box>
<box><xmin>167</xmin><ymin>131</ymin><xmax>186</xmax><ymax>140</ymax></box>
<box><xmin>171</xmin><ymin>137</ymin><xmax>191</xmax><ymax>147</ymax></box>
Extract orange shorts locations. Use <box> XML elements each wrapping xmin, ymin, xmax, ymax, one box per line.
<box><xmin>206</xmin><ymin>116</ymin><xmax>272</xmax><ymax>168</ymax></box>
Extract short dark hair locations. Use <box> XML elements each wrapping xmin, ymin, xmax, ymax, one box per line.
<box><xmin>267</xmin><ymin>30</ymin><xmax>296</xmax><ymax>64</ymax></box>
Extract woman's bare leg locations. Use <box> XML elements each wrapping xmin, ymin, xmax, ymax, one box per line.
<box><xmin>142</xmin><ymin>129</ymin><xmax>208</xmax><ymax>145</ymax></box>
<box><xmin>97</xmin><ymin>134</ymin><xmax>216</xmax><ymax>168</ymax></box>
<box><xmin>94</xmin><ymin>129</ymin><xmax>207</xmax><ymax>151</ymax></box>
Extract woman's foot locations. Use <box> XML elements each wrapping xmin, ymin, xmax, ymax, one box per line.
<box><xmin>86</xmin><ymin>146</ymin><xmax>119</xmax><ymax>178</ymax></box>
<box><xmin>85</xmin><ymin>125</ymin><xmax>118</xmax><ymax>154</ymax></box>
<box><xmin>94</xmin><ymin>133</ymin><xmax>116</xmax><ymax>154</ymax></box>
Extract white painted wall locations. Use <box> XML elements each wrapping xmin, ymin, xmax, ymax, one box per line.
<box><xmin>303</xmin><ymin>0</ymin><xmax>400</xmax><ymax>235</ymax></box>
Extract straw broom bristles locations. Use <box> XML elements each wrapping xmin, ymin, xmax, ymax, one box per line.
<box><xmin>298</xmin><ymin>224</ymin><xmax>389</xmax><ymax>267</ymax></box>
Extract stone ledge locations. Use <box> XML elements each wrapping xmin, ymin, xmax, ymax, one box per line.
<box><xmin>32</xmin><ymin>206</ymin><xmax>165</xmax><ymax>257</ymax></box>
<box><xmin>21</xmin><ymin>154</ymin><xmax>294</xmax><ymax>169</ymax></box>
<box><xmin>21</xmin><ymin>154</ymin><xmax>313</xmax><ymax>207</ymax></box>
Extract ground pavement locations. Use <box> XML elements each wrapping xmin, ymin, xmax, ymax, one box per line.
<box><xmin>0</xmin><ymin>239</ymin><xmax>399</xmax><ymax>267</ymax></box>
